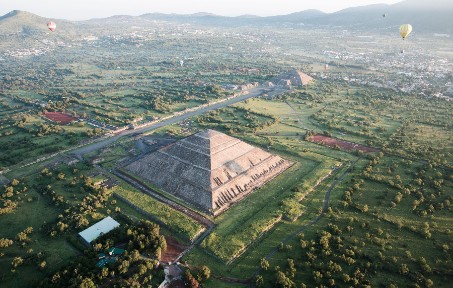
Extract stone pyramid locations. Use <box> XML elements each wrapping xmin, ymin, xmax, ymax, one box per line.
<box><xmin>125</xmin><ymin>130</ymin><xmax>293</xmax><ymax>215</ymax></box>
<box><xmin>273</xmin><ymin>69</ymin><xmax>314</xmax><ymax>86</ymax></box>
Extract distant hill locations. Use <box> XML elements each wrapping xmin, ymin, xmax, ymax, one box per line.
<box><xmin>139</xmin><ymin>10</ymin><xmax>326</xmax><ymax>27</ymax></box>
<box><xmin>139</xmin><ymin>0</ymin><xmax>453</xmax><ymax>33</ymax></box>
<box><xmin>0</xmin><ymin>10</ymin><xmax>51</xmax><ymax>36</ymax></box>
<box><xmin>306</xmin><ymin>0</ymin><xmax>453</xmax><ymax>33</ymax></box>
<box><xmin>258</xmin><ymin>10</ymin><xmax>326</xmax><ymax>25</ymax></box>
<box><xmin>1</xmin><ymin>0</ymin><xmax>452</xmax><ymax>37</ymax></box>
<box><xmin>0</xmin><ymin>10</ymin><xmax>83</xmax><ymax>39</ymax></box>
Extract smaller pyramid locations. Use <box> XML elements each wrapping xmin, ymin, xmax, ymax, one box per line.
<box><xmin>272</xmin><ymin>69</ymin><xmax>314</xmax><ymax>87</ymax></box>
<box><xmin>125</xmin><ymin>130</ymin><xmax>293</xmax><ymax>215</ymax></box>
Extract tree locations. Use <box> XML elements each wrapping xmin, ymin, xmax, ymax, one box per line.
<box><xmin>275</xmin><ymin>271</ymin><xmax>295</xmax><ymax>288</ymax></box>
<box><xmin>184</xmin><ymin>270</ymin><xmax>199</xmax><ymax>288</ymax></box>
<box><xmin>16</xmin><ymin>232</ymin><xmax>29</xmax><ymax>242</ymax></box>
<box><xmin>286</xmin><ymin>258</ymin><xmax>296</xmax><ymax>279</ymax></box>
<box><xmin>11</xmin><ymin>179</ymin><xmax>19</xmax><ymax>186</ymax></box>
<box><xmin>79</xmin><ymin>278</ymin><xmax>95</xmax><ymax>288</ymax></box>
<box><xmin>11</xmin><ymin>257</ymin><xmax>24</xmax><ymax>268</ymax></box>
<box><xmin>255</xmin><ymin>275</ymin><xmax>264</xmax><ymax>287</ymax></box>
<box><xmin>38</xmin><ymin>261</ymin><xmax>47</xmax><ymax>270</ymax></box>
<box><xmin>138</xmin><ymin>264</ymin><xmax>147</xmax><ymax>276</ymax></box>
<box><xmin>399</xmin><ymin>264</ymin><xmax>409</xmax><ymax>274</ymax></box>
<box><xmin>261</xmin><ymin>258</ymin><xmax>270</xmax><ymax>271</ymax></box>
<box><xmin>362</xmin><ymin>204</ymin><xmax>369</xmax><ymax>213</ymax></box>
<box><xmin>425</xmin><ymin>279</ymin><xmax>434</xmax><ymax>288</ymax></box>
<box><xmin>199</xmin><ymin>266</ymin><xmax>211</xmax><ymax>281</ymax></box>
<box><xmin>0</xmin><ymin>238</ymin><xmax>13</xmax><ymax>248</ymax></box>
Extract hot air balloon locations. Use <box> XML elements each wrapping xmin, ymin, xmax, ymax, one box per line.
<box><xmin>382</xmin><ymin>13</ymin><xmax>387</xmax><ymax>18</ymax></box>
<box><xmin>47</xmin><ymin>21</ymin><xmax>56</xmax><ymax>32</ymax></box>
<box><xmin>179</xmin><ymin>60</ymin><xmax>184</xmax><ymax>67</ymax></box>
<box><xmin>228</xmin><ymin>46</ymin><xmax>233</xmax><ymax>51</ymax></box>
<box><xmin>399</xmin><ymin>24</ymin><xmax>412</xmax><ymax>40</ymax></box>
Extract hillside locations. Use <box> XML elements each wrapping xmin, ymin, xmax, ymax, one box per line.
<box><xmin>307</xmin><ymin>0</ymin><xmax>453</xmax><ymax>33</ymax></box>
<box><xmin>1</xmin><ymin>0</ymin><xmax>453</xmax><ymax>35</ymax></box>
<box><xmin>0</xmin><ymin>10</ymin><xmax>83</xmax><ymax>36</ymax></box>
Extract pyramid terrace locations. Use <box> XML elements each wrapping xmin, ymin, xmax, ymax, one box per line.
<box><xmin>125</xmin><ymin>130</ymin><xmax>293</xmax><ymax>215</ymax></box>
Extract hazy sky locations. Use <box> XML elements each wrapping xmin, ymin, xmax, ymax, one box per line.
<box><xmin>1</xmin><ymin>0</ymin><xmax>404</xmax><ymax>20</ymax></box>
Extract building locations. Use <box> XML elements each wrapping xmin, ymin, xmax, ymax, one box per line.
<box><xmin>272</xmin><ymin>69</ymin><xmax>314</xmax><ymax>87</ymax></box>
<box><xmin>78</xmin><ymin>216</ymin><xmax>120</xmax><ymax>245</ymax></box>
<box><xmin>125</xmin><ymin>129</ymin><xmax>293</xmax><ymax>215</ymax></box>
<box><xmin>96</xmin><ymin>247</ymin><xmax>125</xmax><ymax>267</ymax></box>
<box><xmin>159</xmin><ymin>264</ymin><xmax>184</xmax><ymax>288</ymax></box>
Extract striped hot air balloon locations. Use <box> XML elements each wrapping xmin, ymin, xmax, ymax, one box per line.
<box><xmin>399</xmin><ymin>24</ymin><xmax>412</xmax><ymax>40</ymax></box>
<box><xmin>47</xmin><ymin>21</ymin><xmax>56</xmax><ymax>32</ymax></box>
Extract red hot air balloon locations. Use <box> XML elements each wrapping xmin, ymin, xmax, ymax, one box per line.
<box><xmin>47</xmin><ymin>21</ymin><xmax>56</xmax><ymax>32</ymax></box>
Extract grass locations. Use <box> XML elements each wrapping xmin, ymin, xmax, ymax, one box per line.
<box><xmin>0</xmin><ymin>114</ymin><xmax>93</xmax><ymax>168</ymax></box>
<box><xmin>0</xmin><ymin>162</ymin><xmax>196</xmax><ymax>287</ymax></box>
<box><xmin>117</xmin><ymin>168</ymin><xmax>213</xmax><ymax>219</ymax></box>
<box><xmin>185</xmin><ymin>158</ymin><xmax>366</xmax><ymax>280</ymax></box>
<box><xmin>199</xmin><ymin>148</ymin><xmax>337</xmax><ymax>262</ymax></box>
<box><xmin>2</xmin><ymin>78</ymin><xmax>452</xmax><ymax>287</ymax></box>
<box><xmin>112</xmin><ymin>182</ymin><xmax>204</xmax><ymax>243</ymax></box>
<box><xmin>0</xmin><ymin>183</ymin><xmax>77</xmax><ymax>287</ymax></box>
<box><xmin>252</xmin><ymin>153</ymin><xmax>453</xmax><ymax>287</ymax></box>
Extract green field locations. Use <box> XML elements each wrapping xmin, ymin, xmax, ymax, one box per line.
<box><xmin>1</xmin><ymin>17</ymin><xmax>452</xmax><ymax>287</ymax></box>
<box><xmin>112</xmin><ymin>182</ymin><xmax>204</xmax><ymax>242</ymax></box>
<box><xmin>0</xmin><ymin>163</ymin><xmax>154</xmax><ymax>287</ymax></box>
<box><xmin>201</xmin><ymin>152</ymin><xmax>336</xmax><ymax>262</ymax></box>
<box><xmin>0</xmin><ymin>113</ymin><xmax>95</xmax><ymax>168</ymax></box>
<box><xmin>180</xmin><ymin>87</ymin><xmax>452</xmax><ymax>286</ymax></box>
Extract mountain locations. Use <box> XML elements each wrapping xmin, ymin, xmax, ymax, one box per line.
<box><xmin>307</xmin><ymin>0</ymin><xmax>453</xmax><ymax>33</ymax></box>
<box><xmin>263</xmin><ymin>10</ymin><xmax>326</xmax><ymax>24</ymax></box>
<box><xmin>0</xmin><ymin>10</ymin><xmax>83</xmax><ymax>39</ymax></box>
<box><xmin>140</xmin><ymin>10</ymin><xmax>325</xmax><ymax>27</ymax></box>
<box><xmin>138</xmin><ymin>0</ymin><xmax>453</xmax><ymax>33</ymax></box>
<box><xmin>0</xmin><ymin>10</ymin><xmax>51</xmax><ymax>36</ymax></box>
<box><xmin>1</xmin><ymin>0</ymin><xmax>452</xmax><ymax>36</ymax></box>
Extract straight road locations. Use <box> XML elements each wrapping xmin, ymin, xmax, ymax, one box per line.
<box><xmin>71</xmin><ymin>86</ymin><xmax>274</xmax><ymax>158</ymax></box>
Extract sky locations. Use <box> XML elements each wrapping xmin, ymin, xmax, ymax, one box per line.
<box><xmin>0</xmin><ymin>0</ymin><xmax>404</xmax><ymax>20</ymax></box>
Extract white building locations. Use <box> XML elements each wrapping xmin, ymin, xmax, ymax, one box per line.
<box><xmin>78</xmin><ymin>216</ymin><xmax>120</xmax><ymax>245</ymax></box>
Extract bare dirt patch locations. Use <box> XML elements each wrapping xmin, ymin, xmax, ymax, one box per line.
<box><xmin>43</xmin><ymin>112</ymin><xmax>78</xmax><ymax>125</ymax></box>
<box><xmin>161</xmin><ymin>237</ymin><xmax>189</xmax><ymax>263</ymax></box>
<box><xmin>309</xmin><ymin>135</ymin><xmax>379</xmax><ymax>153</ymax></box>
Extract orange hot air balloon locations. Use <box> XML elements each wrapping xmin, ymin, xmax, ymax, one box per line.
<box><xmin>47</xmin><ymin>21</ymin><xmax>56</xmax><ymax>32</ymax></box>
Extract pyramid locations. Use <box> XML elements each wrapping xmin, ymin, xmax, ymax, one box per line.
<box><xmin>272</xmin><ymin>69</ymin><xmax>314</xmax><ymax>87</ymax></box>
<box><xmin>125</xmin><ymin>130</ymin><xmax>293</xmax><ymax>215</ymax></box>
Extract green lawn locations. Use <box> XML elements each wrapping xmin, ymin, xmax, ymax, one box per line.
<box><xmin>112</xmin><ymin>182</ymin><xmax>204</xmax><ymax>243</ymax></box>
<box><xmin>198</xmin><ymin>148</ymin><xmax>338</xmax><ymax>262</ymax></box>
<box><xmin>0</xmin><ymin>185</ymin><xmax>77</xmax><ymax>288</ymax></box>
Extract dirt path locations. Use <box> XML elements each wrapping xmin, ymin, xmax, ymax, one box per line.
<box><xmin>113</xmin><ymin>169</ymin><xmax>214</xmax><ymax>228</ymax></box>
<box><xmin>161</xmin><ymin>237</ymin><xmax>190</xmax><ymax>263</ymax></box>
<box><xmin>254</xmin><ymin>158</ymin><xmax>360</xmax><ymax>275</ymax></box>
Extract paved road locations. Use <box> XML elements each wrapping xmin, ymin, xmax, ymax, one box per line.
<box><xmin>1</xmin><ymin>86</ymin><xmax>287</xmax><ymax>174</ymax></box>
<box><xmin>71</xmin><ymin>86</ymin><xmax>274</xmax><ymax>158</ymax></box>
